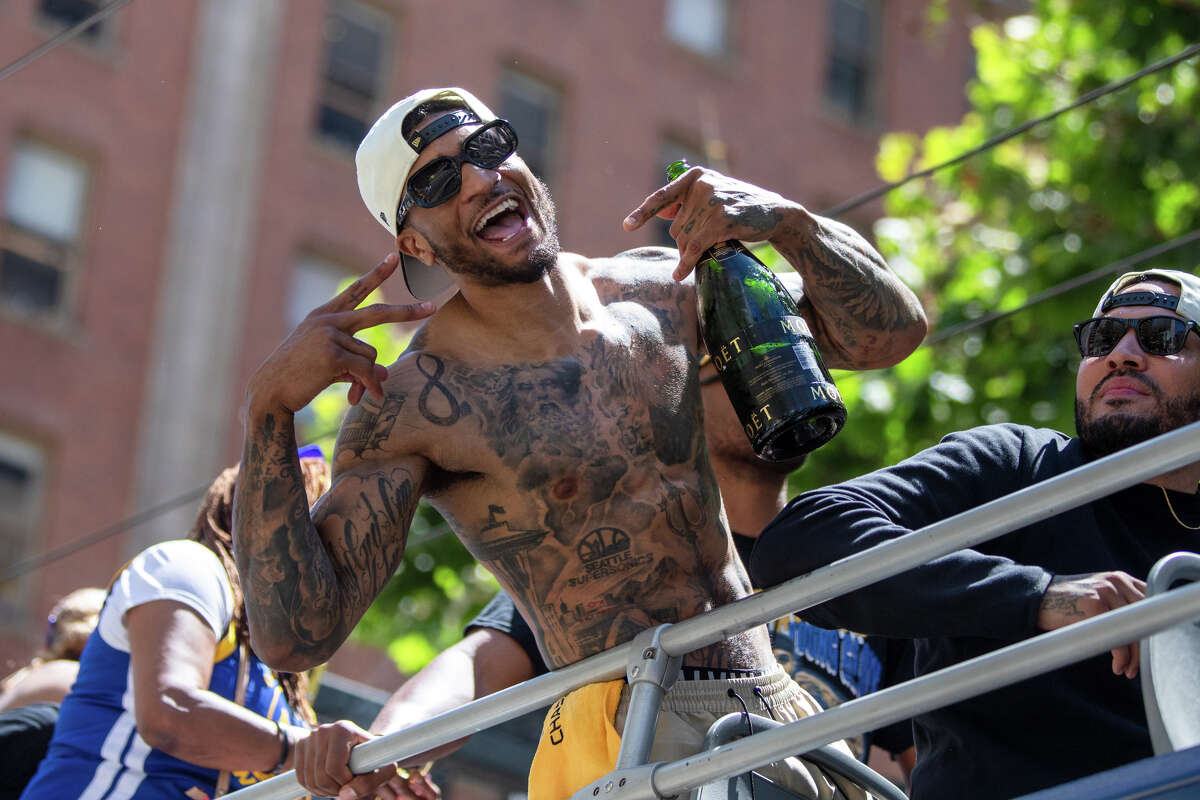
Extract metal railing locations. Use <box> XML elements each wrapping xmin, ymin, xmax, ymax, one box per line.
<box><xmin>226</xmin><ymin>419</ymin><xmax>1200</xmax><ymax>800</ymax></box>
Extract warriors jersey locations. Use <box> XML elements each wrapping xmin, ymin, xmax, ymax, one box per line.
<box><xmin>20</xmin><ymin>540</ymin><xmax>302</xmax><ymax>800</ymax></box>
<box><xmin>771</xmin><ymin>616</ymin><xmax>914</xmax><ymax>760</ymax></box>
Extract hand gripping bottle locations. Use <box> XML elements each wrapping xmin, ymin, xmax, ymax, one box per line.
<box><xmin>668</xmin><ymin>159</ymin><xmax>846</xmax><ymax>460</ymax></box>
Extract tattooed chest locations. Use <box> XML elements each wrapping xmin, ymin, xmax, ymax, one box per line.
<box><xmin>418</xmin><ymin>335</ymin><xmax>699</xmax><ymax>475</ymax></box>
<box><xmin>453</xmin><ymin>483</ymin><xmax>722</xmax><ymax>668</ymax></box>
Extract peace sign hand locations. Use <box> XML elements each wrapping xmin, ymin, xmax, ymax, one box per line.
<box><xmin>247</xmin><ymin>254</ymin><xmax>436</xmax><ymax>416</ymax></box>
<box><xmin>623</xmin><ymin>165</ymin><xmax>797</xmax><ymax>281</ymax></box>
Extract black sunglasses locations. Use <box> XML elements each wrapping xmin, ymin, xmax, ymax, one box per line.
<box><xmin>1073</xmin><ymin>315</ymin><xmax>1200</xmax><ymax>358</ymax></box>
<box><xmin>396</xmin><ymin>119</ymin><xmax>519</xmax><ymax>228</ymax></box>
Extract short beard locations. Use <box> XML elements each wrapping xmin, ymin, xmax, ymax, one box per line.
<box><xmin>1075</xmin><ymin>378</ymin><xmax>1200</xmax><ymax>458</ymax></box>
<box><xmin>430</xmin><ymin>177</ymin><xmax>560</xmax><ymax>286</ymax></box>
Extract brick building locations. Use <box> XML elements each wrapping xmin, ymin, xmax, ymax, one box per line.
<box><xmin>0</xmin><ymin>0</ymin><xmax>981</xmax><ymax>794</ymax></box>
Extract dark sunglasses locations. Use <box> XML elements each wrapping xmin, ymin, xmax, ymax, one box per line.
<box><xmin>1073</xmin><ymin>315</ymin><xmax>1199</xmax><ymax>358</ymax></box>
<box><xmin>396</xmin><ymin>119</ymin><xmax>519</xmax><ymax>228</ymax></box>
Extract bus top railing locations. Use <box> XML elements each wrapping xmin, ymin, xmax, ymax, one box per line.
<box><xmin>225</xmin><ymin>419</ymin><xmax>1200</xmax><ymax>800</ymax></box>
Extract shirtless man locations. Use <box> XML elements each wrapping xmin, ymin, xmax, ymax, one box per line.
<box><xmin>233</xmin><ymin>87</ymin><xmax>925</xmax><ymax>798</ymax></box>
<box><xmin>293</xmin><ymin>353</ymin><xmax>913</xmax><ymax>800</ymax></box>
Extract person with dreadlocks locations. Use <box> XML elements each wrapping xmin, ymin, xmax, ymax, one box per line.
<box><xmin>20</xmin><ymin>457</ymin><xmax>329</xmax><ymax>800</ymax></box>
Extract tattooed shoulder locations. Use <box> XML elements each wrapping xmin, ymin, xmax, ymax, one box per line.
<box><xmin>332</xmin><ymin>344</ymin><xmax>468</xmax><ymax>467</ymax></box>
<box><xmin>590</xmin><ymin>250</ymin><xmax>679</xmax><ymax>295</ymax></box>
<box><xmin>587</xmin><ymin>253</ymin><xmax>693</xmax><ymax>338</ymax></box>
<box><xmin>334</xmin><ymin>390</ymin><xmax>409</xmax><ymax>466</ymax></box>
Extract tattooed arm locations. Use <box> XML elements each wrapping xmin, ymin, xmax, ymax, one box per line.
<box><xmin>235</xmin><ymin>403</ymin><xmax>429</xmax><ymax>671</ymax></box>
<box><xmin>1037</xmin><ymin>572</ymin><xmax>1146</xmax><ymax>679</ymax></box>
<box><xmin>233</xmin><ymin>255</ymin><xmax>434</xmax><ymax>671</ymax></box>
<box><xmin>622</xmin><ymin>166</ymin><xmax>926</xmax><ymax>370</ymax></box>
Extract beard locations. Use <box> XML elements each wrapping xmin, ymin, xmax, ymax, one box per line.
<box><xmin>1075</xmin><ymin>372</ymin><xmax>1200</xmax><ymax>458</ymax></box>
<box><xmin>430</xmin><ymin>176</ymin><xmax>560</xmax><ymax>286</ymax></box>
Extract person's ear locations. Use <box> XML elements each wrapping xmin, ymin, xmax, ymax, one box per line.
<box><xmin>397</xmin><ymin>227</ymin><xmax>436</xmax><ymax>267</ymax></box>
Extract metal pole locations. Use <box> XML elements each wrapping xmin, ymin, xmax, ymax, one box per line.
<box><xmin>225</xmin><ymin>648</ymin><xmax>628</xmax><ymax>800</ymax></box>
<box><xmin>226</xmin><ymin>421</ymin><xmax>1200</xmax><ymax>800</ymax></box>
<box><xmin>649</xmin><ymin>583</ymin><xmax>1200</xmax><ymax>797</ymax></box>
<box><xmin>615</xmin><ymin>626</ymin><xmax>682</xmax><ymax>769</ymax></box>
<box><xmin>658</xmin><ymin>420</ymin><xmax>1200</xmax><ymax>657</ymax></box>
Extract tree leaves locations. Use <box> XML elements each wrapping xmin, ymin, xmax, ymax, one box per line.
<box><xmin>789</xmin><ymin>0</ymin><xmax>1200</xmax><ymax>497</ymax></box>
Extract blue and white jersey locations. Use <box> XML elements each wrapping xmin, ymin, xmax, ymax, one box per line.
<box><xmin>21</xmin><ymin>540</ymin><xmax>303</xmax><ymax>800</ymax></box>
<box><xmin>769</xmin><ymin>615</ymin><xmax>917</xmax><ymax>760</ymax></box>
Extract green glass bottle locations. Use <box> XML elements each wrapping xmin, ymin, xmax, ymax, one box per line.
<box><xmin>667</xmin><ymin>159</ymin><xmax>846</xmax><ymax>461</ymax></box>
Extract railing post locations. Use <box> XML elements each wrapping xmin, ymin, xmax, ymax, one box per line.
<box><xmin>615</xmin><ymin>624</ymin><xmax>681</xmax><ymax>769</ymax></box>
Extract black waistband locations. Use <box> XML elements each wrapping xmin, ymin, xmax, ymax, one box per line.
<box><xmin>680</xmin><ymin>666</ymin><xmax>766</xmax><ymax>681</ymax></box>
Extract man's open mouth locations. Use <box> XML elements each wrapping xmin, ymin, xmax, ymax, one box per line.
<box><xmin>474</xmin><ymin>196</ymin><xmax>529</xmax><ymax>244</ymax></box>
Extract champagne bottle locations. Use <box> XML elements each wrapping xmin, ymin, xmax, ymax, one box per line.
<box><xmin>667</xmin><ymin>159</ymin><xmax>846</xmax><ymax>461</ymax></box>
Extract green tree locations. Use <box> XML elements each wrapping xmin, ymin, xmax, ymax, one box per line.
<box><xmin>788</xmin><ymin>0</ymin><xmax>1200</xmax><ymax>495</ymax></box>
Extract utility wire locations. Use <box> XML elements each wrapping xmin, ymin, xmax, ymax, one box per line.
<box><xmin>921</xmin><ymin>227</ymin><xmax>1200</xmax><ymax>347</ymax></box>
<box><xmin>820</xmin><ymin>42</ymin><xmax>1200</xmax><ymax>219</ymax></box>
<box><xmin>0</xmin><ymin>424</ymin><xmax>340</xmax><ymax>586</ymax></box>
<box><xmin>0</xmin><ymin>0</ymin><xmax>133</xmax><ymax>82</ymax></box>
<box><xmin>0</xmin><ymin>484</ymin><xmax>206</xmax><ymax>585</ymax></box>
<box><xmin>7</xmin><ymin>45</ymin><xmax>1199</xmax><ymax>583</ymax></box>
<box><xmin>922</xmin><ymin>228</ymin><xmax>1200</xmax><ymax>347</ymax></box>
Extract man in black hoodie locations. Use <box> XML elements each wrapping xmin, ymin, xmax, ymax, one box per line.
<box><xmin>751</xmin><ymin>268</ymin><xmax>1200</xmax><ymax>799</ymax></box>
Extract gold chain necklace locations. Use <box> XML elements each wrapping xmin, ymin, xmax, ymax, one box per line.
<box><xmin>1161</xmin><ymin>486</ymin><xmax>1200</xmax><ymax>531</ymax></box>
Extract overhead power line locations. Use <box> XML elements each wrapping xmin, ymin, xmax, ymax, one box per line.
<box><xmin>0</xmin><ymin>424</ymin><xmax>340</xmax><ymax>586</ymax></box>
<box><xmin>0</xmin><ymin>0</ymin><xmax>134</xmax><ymax>82</ymax></box>
<box><xmin>922</xmin><ymin>228</ymin><xmax>1200</xmax><ymax>347</ymax></box>
<box><xmin>821</xmin><ymin>42</ymin><xmax>1200</xmax><ymax>219</ymax></box>
<box><xmin>0</xmin><ymin>485</ymin><xmax>205</xmax><ymax>585</ymax></box>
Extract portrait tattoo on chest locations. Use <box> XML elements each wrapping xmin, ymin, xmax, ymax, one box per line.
<box><xmin>457</xmin><ymin>356</ymin><xmax>594</xmax><ymax>466</ymax></box>
<box><xmin>404</xmin><ymin>321</ymin><xmax>730</xmax><ymax>665</ymax></box>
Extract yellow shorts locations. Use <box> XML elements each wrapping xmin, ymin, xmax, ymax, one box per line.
<box><xmin>527</xmin><ymin>664</ymin><xmax>868</xmax><ymax>800</ymax></box>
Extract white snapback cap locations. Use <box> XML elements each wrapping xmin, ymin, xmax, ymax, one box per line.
<box><xmin>1093</xmin><ymin>268</ymin><xmax>1200</xmax><ymax>324</ymax></box>
<box><xmin>356</xmin><ymin>87</ymin><xmax>497</xmax><ymax>302</ymax></box>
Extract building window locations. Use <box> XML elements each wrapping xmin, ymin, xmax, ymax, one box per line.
<box><xmin>316</xmin><ymin>0</ymin><xmax>391</xmax><ymax>152</ymax></box>
<box><xmin>498</xmin><ymin>71</ymin><xmax>562</xmax><ymax>187</ymax></box>
<box><xmin>654</xmin><ymin>139</ymin><xmax>706</xmax><ymax>248</ymax></box>
<box><xmin>37</xmin><ymin>0</ymin><xmax>109</xmax><ymax>42</ymax></box>
<box><xmin>1</xmin><ymin>140</ymin><xmax>89</xmax><ymax>318</ymax></box>
<box><xmin>823</xmin><ymin>0</ymin><xmax>878</xmax><ymax>124</ymax></box>
<box><xmin>664</xmin><ymin>0</ymin><xmax>729</xmax><ymax>56</ymax></box>
<box><xmin>0</xmin><ymin>435</ymin><xmax>47</xmax><ymax>625</ymax></box>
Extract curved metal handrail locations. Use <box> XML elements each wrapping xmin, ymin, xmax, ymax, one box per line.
<box><xmin>1140</xmin><ymin>551</ymin><xmax>1200</xmax><ymax>755</ymax></box>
